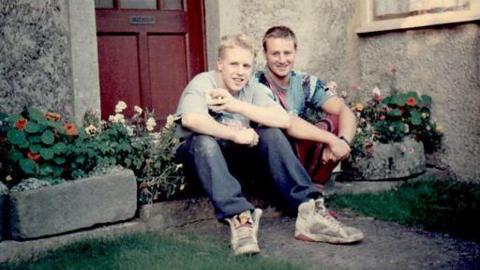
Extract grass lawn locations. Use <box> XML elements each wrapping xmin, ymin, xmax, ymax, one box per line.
<box><xmin>1</xmin><ymin>232</ymin><xmax>307</xmax><ymax>270</ymax></box>
<box><xmin>329</xmin><ymin>178</ymin><xmax>480</xmax><ymax>241</ymax></box>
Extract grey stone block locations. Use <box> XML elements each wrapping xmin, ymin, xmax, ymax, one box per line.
<box><xmin>8</xmin><ymin>169</ymin><xmax>137</xmax><ymax>240</ymax></box>
<box><xmin>355</xmin><ymin>137</ymin><xmax>426</xmax><ymax>180</ymax></box>
<box><xmin>0</xmin><ymin>194</ymin><xmax>5</xmax><ymax>242</ymax></box>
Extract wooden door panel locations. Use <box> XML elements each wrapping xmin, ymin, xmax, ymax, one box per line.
<box><xmin>96</xmin><ymin>0</ymin><xmax>206</xmax><ymax>122</ymax></box>
<box><xmin>97</xmin><ymin>35</ymin><xmax>141</xmax><ymax>119</ymax></box>
<box><xmin>148</xmin><ymin>34</ymin><xmax>188</xmax><ymax>120</ymax></box>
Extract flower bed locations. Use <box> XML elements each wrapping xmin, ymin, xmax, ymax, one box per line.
<box><xmin>302</xmin><ymin>76</ymin><xmax>443</xmax><ymax>180</ymax></box>
<box><xmin>343</xmin><ymin>87</ymin><xmax>443</xmax><ymax>180</ymax></box>
<box><xmin>0</xmin><ymin>103</ymin><xmax>185</xmax><ymax>203</ymax></box>
<box><xmin>0</xmin><ymin>102</ymin><xmax>186</xmax><ymax>240</ymax></box>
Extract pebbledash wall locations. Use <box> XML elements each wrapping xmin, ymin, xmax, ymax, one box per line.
<box><xmin>0</xmin><ymin>0</ymin><xmax>479</xmax><ymax>181</ymax></box>
<box><xmin>0</xmin><ymin>0</ymin><xmax>100</xmax><ymax>123</ymax></box>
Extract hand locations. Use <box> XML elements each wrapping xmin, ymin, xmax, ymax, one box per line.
<box><xmin>206</xmin><ymin>88</ymin><xmax>242</xmax><ymax>113</ymax></box>
<box><xmin>326</xmin><ymin>137</ymin><xmax>351</xmax><ymax>162</ymax></box>
<box><xmin>232</xmin><ymin>128</ymin><xmax>259</xmax><ymax>147</ymax></box>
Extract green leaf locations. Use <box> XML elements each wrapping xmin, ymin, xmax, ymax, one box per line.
<box><xmin>19</xmin><ymin>158</ymin><xmax>37</xmax><ymax>175</ymax></box>
<box><xmin>19</xmin><ymin>141</ymin><xmax>30</xmax><ymax>149</ymax></box>
<box><xmin>388</xmin><ymin>109</ymin><xmax>402</xmax><ymax>117</ymax></box>
<box><xmin>40</xmin><ymin>148</ymin><xmax>54</xmax><ymax>160</ymax></box>
<box><xmin>52</xmin><ymin>142</ymin><xmax>67</xmax><ymax>154</ymax></box>
<box><xmin>52</xmin><ymin>165</ymin><xmax>64</xmax><ymax>177</ymax></box>
<box><xmin>54</xmin><ymin>156</ymin><xmax>66</xmax><ymax>165</ymax></box>
<box><xmin>398</xmin><ymin>95</ymin><xmax>407</xmax><ymax>106</ymax></box>
<box><xmin>45</xmin><ymin>120</ymin><xmax>64</xmax><ymax>133</ymax></box>
<box><xmin>410</xmin><ymin>111</ymin><xmax>422</xmax><ymax>126</ymax></box>
<box><xmin>30</xmin><ymin>144</ymin><xmax>42</xmax><ymax>153</ymax></box>
<box><xmin>28</xmin><ymin>107</ymin><xmax>45</xmax><ymax>122</ymax></box>
<box><xmin>7</xmin><ymin>129</ymin><xmax>27</xmax><ymax>145</ymax></box>
<box><xmin>75</xmin><ymin>155</ymin><xmax>86</xmax><ymax>164</ymax></box>
<box><xmin>41</xmin><ymin>129</ymin><xmax>55</xmax><ymax>145</ymax></box>
<box><xmin>25</xmin><ymin>121</ymin><xmax>41</xmax><ymax>133</ymax></box>
<box><xmin>29</xmin><ymin>135</ymin><xmax>42</xmax><ymax>143</ymax></box>
<box><xmin>8</xmin><ymin>150</ymin><xmax>24</xmax><ymax>161</ymax></box>
<box><xmin>421</xmin><ymin>94</ymin><xmax>432</xmax><ymax>106</ymax></box>
<box><xmin>39</xmin><ymin>164</ymin><xmax>53</xmax><ymax>176</ymax></box>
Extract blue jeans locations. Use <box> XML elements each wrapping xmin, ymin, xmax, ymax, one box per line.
<box><xmin>176</xmin><ymin>127</ymin><xmax>322</xmax><ymax>220</ymax></box>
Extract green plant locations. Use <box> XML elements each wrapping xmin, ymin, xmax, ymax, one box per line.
<box><xmin>0</xmin><ymin>107</ymin><xmax>78</xmax><ymax>185</ymax></box>
<box><xmin>0</xmin><ymin>102</ymin><xmax>185</xmax><ymax>201</ymax></box>
<box><xmin>79</xmin><ymin>102</ymin><xmax>185</xmax><ymax>204</ymax></box>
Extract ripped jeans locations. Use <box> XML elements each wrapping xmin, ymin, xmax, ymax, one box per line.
<box><xmin>175</xmin><ymin>127</ymin><xmax>322</xmax><ymax>220</ymax></box>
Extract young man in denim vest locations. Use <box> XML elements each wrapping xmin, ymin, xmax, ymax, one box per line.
<box><xmin>255</xmin><ymin>26</ymin><xmax>357</xmax><ymax>186</ymax></box>
<box><xmin>175</xmin><ymin>33</ymin><xmax>363</xmax><ymax>256</ymax></box>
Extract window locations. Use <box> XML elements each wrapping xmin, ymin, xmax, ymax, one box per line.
<box><xmin>357</xmin><ymin>0</ymin><xmax>480</xmax><ymax>34</ymax></box>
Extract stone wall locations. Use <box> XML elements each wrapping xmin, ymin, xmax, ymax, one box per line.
<box><xmin>0</xmin><ymin>0</ymin><xmax>73</xmax><ymax>118</ymax></box>
<box><xmin>208</xmin><ymin>0</ymin><xmax>480</xmax><ymax>181</ymax></box>
<box><xmin>359</xmin><ymin>24</ymin><xmax>480</xmax><ymax>182</ymax></box>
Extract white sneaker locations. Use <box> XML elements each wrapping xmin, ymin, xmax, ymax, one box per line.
<box><xmin>295</xmin><ymin>198</ymin><xmax>364</xmax><ymax>244</ymax></box>
<box><xmin>225</xmin><ymin>208</ymin><xmax>262</xmax><ymax>256</ymax></box>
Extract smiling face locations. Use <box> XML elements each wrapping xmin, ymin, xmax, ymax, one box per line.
<box><xmin>264</xmin><ymin>37</ymin><xmax>296</xmax><ymax>84</ymax></box>
<box><xmin>216</xmin><ymin>46</ymin><xmax>254</xmax><ymax>94</ymax></box>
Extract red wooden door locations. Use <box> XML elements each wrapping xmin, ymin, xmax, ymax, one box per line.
<box><xmin>95</xmin><ymin>0</ymin><xmax>206</xmax><ymax>122</ymax></box>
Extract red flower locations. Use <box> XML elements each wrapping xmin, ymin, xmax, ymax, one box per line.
<box><xmin>64</xmin><ymin>123</ymin><xmax>78</xmax><ymax>136</ymax></box>
<box><xmin>27</xmin><ymin>151</ymin><xmax>41</xmax><ymax>162</ymax></box>
<box><xmin>45</xmin><ymin>112</ymin><xmax>61</xmax><ymax>121</ymax></box>
<box><xmin>15</xmin><ymin>118</ymin><xmax>27</xmax><ymax>130</ymax></box>
<box><xmin>406</xmin><ymin>97</ymin><xmax>417</xmax><ymax>106</ymax></box>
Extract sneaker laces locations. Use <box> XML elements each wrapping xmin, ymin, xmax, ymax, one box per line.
<box><xmin>314</xmin><ymin>199</ymin><xmax>344</xmax><ymax>232</ymax></box>
<box><xmin>234</xmin><ymin>212</ymin><xmax>254</xmax><ymax>240</ymax></box>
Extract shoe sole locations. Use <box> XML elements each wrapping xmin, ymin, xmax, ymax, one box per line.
<box><xmin>294</xmin><ymin>232</ymin><xmax>364</xmax><ymax>244</ymax></box>
<box><xmin>234</xmin><ymin>244</ymin><xmax>260</xmax><ymax>256</ymax></box>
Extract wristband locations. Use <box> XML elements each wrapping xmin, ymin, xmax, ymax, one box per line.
<box><xmin>339</xmin><ymin>136</ymin><xmax>350</xmax><ymax>145</ymax></box>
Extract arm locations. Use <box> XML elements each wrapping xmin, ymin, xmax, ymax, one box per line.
<box><xmin>182</xmin><ymin>113</ymin><xmax>259</xmax><ymax>146</ymax></box>
<box><xmin>208</xmin><ymin>88</ymin><xmax>290</xmax><ymax>129</ymax></box>
<box><xmin>321</xmin><ymin>96</ymin><xmax>357</xmax><ymax>143</ymax></box>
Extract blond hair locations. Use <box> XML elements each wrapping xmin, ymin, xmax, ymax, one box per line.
<box><xmin>217</xmin><ymin>33</ymin><xmax>256</xmax><ymax>59</ymax></box>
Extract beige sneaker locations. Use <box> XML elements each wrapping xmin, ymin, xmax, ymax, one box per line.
<box><xmin>295</xmin><ymin>198</ymin><xmax>364</xmax><ymax>244</ymax></box>
<box><xmin>225</xmin><ymin>208</ymin><xmax>262</xmax><ymax>256</ymax></box>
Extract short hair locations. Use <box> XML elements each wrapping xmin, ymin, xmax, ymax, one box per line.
<box><xmin>217</xmin><ymin>33</ymin><xmax>256</xmax><ymax>59</ymax></box>
<box><xmin>262</xmin><ymin>26</ymin><xmax>297</xmax><ymax>51</ymax></box>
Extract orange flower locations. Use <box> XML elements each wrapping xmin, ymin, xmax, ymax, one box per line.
<box><xmin>406</xmin><ymin>97</ymin><xmax>417</xmax><ymax>106</ymax></box>
<box><xmin>27</xmin><ymin>151</ymin><xmax>41</xmax><ymax>162</ymax></box>
<box><xmin>45</xmin><ymin>112</ymin><xmax>62</xmax><ymax>121</ymax></box>
<box><xmin>64</xmin><ymin>123</ymin><xmax>78</xmax><ymax>136</ymax></box>
<box><xmin>15</xmin><ymin>118</ymin><xmax>27</xmax><ymax>130</ymax></box>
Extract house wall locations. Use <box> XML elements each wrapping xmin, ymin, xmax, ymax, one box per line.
<box><xmin>0</xmin><ymin>0</ymin><xmax>100</xmax><ymax>123</ymax></box>
<box><xmin>0</xmin><ymin>0</ymin><xmax>73</xmax><ymax>118</ymax></box>
<box><xmin>1</xmin><ymin>0</ymin><xmax>479</xmax><ymax>181</ymax></box>
<box><xmin>206</xmin><ymin>0</ymin><xmax>480</xmax><ymax>182</ymax></box>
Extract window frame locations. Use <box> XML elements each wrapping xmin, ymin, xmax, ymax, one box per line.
<box><xmin>357</xmin><ymin>0</ymin><xmax>480</xmax><ymax>34</ymax></box>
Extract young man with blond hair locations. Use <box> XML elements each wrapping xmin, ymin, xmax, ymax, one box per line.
<box><xmin>255</xmin><ymin>25</ymin><xmax>357</xmax><ymax>185</ymax></box>
<box><xmin>175</xmin><ymin>33</ymin><xmax>363</xmax><ymax>256</ymax></box>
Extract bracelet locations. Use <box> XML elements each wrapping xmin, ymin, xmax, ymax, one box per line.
<box><xmin>339</xmin><ymin>136</ymin><xmax>350</xmax><ymax>145</ymax></box>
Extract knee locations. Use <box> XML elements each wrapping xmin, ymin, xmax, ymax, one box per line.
<box><xmin>257</xmin><ymin>127</ymin><xmax>287</xmax><ymax>143</ymax></box>
<box><xmin>191</xmin><ymin>135</ymin><xmax>221</xmax><ymax>157</ymax></box>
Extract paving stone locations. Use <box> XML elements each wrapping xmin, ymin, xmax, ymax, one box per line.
<box><xmin>8</xmin><ymin>169</ymin><xmax>137</xmax><ymax>240</ymax></box>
